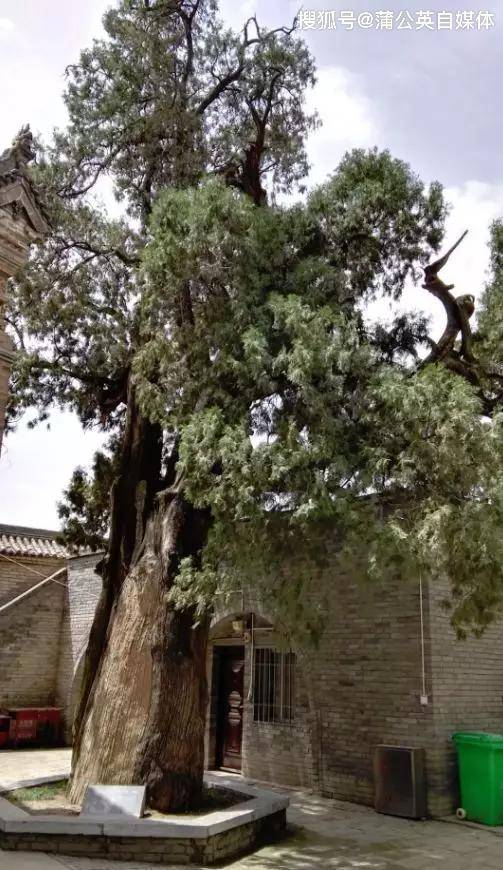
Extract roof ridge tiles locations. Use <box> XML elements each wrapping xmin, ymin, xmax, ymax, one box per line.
<box><xmin>0</xmin><ymin>524</ymin><xmax>68</xmax><ymax>559</ymax></box>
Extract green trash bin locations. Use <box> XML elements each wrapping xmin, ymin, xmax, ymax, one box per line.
<box><xmin>453</xmin><ymin>732</ymin><xmax>503</xmax><ymax>825</ymax></box>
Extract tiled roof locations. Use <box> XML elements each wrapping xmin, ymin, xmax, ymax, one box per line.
<box><xmin>0</xmin><ymin>525</ymin><xmax>68</xmax><ymax>560</ymax></box>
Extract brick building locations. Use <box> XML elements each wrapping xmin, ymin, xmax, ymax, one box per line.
<box><xmin>205</xmin><ymin>570</ymin><xmax>503</xmax><ymax>818</ymax></box>
<box><xmin>0</xmin><ymin>526</ymin><xmax>101</xmax><ymax>742</ymax></box>
<box><xmin>207</xmin><ymin>576</ymin><xmax>503</xmax><ymax>818</ymax></box>
<box><xmin>3</xmin><ymin>527</ymin><xmax>502</xmax><ymax>819</ymax></box>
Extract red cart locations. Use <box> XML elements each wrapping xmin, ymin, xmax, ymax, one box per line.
<box><xmin>36</xmin><ymin>707</ymin><xmax>62</xmax><ymax>745</ymax></box>
<box><xmin>0</xmin><ymin>715</ymin><xmax>10</xmax><ymax>748</ymax></box>
<box><xmin>8</xmin><ymin>709</ymin><xmax>38</xmax><ymax>745</ymax></box>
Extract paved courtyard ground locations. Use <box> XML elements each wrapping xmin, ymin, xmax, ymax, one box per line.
<box><xmin>1</xmin><ymin>749</ymin><xmax>503</xmax><ymax>869</ymax></box>
<box><xmin>0</xmin><ymin>748</ymin><xmax>71</xmax><ymax>789</ymax></box>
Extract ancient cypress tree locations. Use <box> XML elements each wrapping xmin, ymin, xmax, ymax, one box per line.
<box><xmin>8</xmin><ymin>0</ymin><xmax>503</xmax><ymax>814</ymax></box>
<box><xmin>7</xmin><ymin>0</ymin><xmax>318</xmax><ymax>809</ymax></box>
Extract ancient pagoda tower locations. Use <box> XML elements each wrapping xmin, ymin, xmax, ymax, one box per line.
<box><xmin>0</xmin><ymin>127</ymin><xmax>49</xmax><ymax>453</ymax></box>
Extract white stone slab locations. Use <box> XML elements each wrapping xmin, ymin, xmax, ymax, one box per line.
<box><xmin>251</xmin><ymin>795</ymin><xmax>289</xmax><ymax>821</ymax></box>
<box><xmin>82</xmin><ymin>784</ymin><xmax>146</xmax><ymax>818</ymax></box>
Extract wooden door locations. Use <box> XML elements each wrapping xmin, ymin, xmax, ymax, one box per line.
<box><xmin>217</xmin><ymin>647</ymin><xmax>245</xmax><ymax>771</ymax></box>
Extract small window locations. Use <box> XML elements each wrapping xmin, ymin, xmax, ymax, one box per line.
<box><xmin>253</xmin><ymin>647</ymin><xmax>296</xmax><ymax>723</ymax></box>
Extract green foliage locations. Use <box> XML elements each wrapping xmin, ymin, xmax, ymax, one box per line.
<box><xmin>308</xmin><ymin>149</ymin><xmax>445</xmax><ymax>300</ymax></box>
<box><xmin>8</xmin><ymin>0</ymin><xmax>503</xmax><ymax>641</ymax></box>
<box><xmin>477</xmin><ymin>220</ymin><xmax>503</xmax><ymax>367</ymax></box>
<box><xmin>57</xmin><ymin>444</ymin><xmax>118</xmax><ymax>551</ymax></box>
<box><xmin>7</xmin><ymin>197</ymin><xmax>137</xmax><ymax>429</ymax></box>
<box><xmin>59</xmin><ymin>0</ymin><xmax>317</xmax><ymax>216</ymax></box>
<box><xmin>137</xmin><ymin>163</ymin><xmax>503</xmax><ymax>639</ymax></box>
<box><xmin>7</xmin><ymin>0</ymin><xmax>317</xmax><ymax>431</ymax></box>
<box><xmin>7</xmin><ymin>0</ymin><xmax>317</xmax><ymax>546</ymax></box>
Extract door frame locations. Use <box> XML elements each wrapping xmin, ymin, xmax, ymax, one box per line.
<box><xmin>215</xmin><ymin>645</ymin><xmax>245</xmax><ymax>772</ymax></box>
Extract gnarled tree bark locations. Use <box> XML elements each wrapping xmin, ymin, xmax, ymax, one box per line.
<box><xmin>420</xmin><ymin>230</ymin><xmax>503</xmax><ymax>415</ymax></box>
<box><xmin>420</xmin><ymin>231</ymin><xmax>479</xmax><ymax>381</ymax></box>
<box><xmin>70</xmin><ymin>384</ymin><xmax>212</xmax><ymax>812</ymax></box>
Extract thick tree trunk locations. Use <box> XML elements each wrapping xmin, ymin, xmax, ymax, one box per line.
<box><xmin>70</xmin><ymin>484</ymin><xmax>211</xmax><ymax>811</ymax></box>
<box><xmin>70</xmin><ymin>383</ymin><xmax>212</xmax><ymax>812</ymax></box>
<box><xmin>72</xmin><ymin>381</ymin><xmax>162</xmax><ymax>761</ymax></box>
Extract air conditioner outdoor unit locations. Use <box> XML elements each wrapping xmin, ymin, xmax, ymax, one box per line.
<box><xmin>374</xmin><ymin>745</ymin><xmax>427</xmax><ymax>819</ymax></box>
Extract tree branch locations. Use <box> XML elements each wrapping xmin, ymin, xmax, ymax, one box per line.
<box><xmin>52</xmin><ymin>235</ymin><xmax>140</xmax><ymax>268</ymax></box>
<box><xmin>196</xmin><ymin>16</ymin><xmax>296</xmax><ymax>116</ymax></box>
<box><xmin>4</xmin><ymin>315</ymin><xmax>26</xmax><ymax>350</ymax></box>
<box><xmin>420</xmin><ymin>231</ymin><xmax>475</xmax><ymax>369</ymax></box>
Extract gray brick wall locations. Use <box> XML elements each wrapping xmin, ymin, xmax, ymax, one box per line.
<box><xmin>427</xmin><ymin>580</ymin><xmax>503</xmax><ymax>815</ymax></box>
<box><xmin>312</xmin><ymin>574</ymin><xmax>434</xmax><ymax>808</ymax></box>
<box><xmin>206</xmin><ymin>594</ymin><xmax>322</xmax><ymax>790</ymax></box>
<box><xmin>0</xmin><ymin>551</ymin><xmax>102</xmax><ymax>742</ymax></box>
<box><xmin>0</xmin><ymin>556</ymin><xmax>66</xmax><ymax>710</ymax></box>
<box><xmin>56</xmin><ymin>553</ymin><xmax>103</xmax><ymax>740</ymax></box>
<box><xmin>206</xmin><ymin>573</ymin><xmax>503</xmax><ymax>817</ymax></box>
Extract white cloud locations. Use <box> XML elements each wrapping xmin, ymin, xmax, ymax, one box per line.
<box><xmin>0</xmin><ymin>17</ymin><xmax>14</xmax><ymax>43</ymax></box>
<box><xmin>396</xmin><ymin>181</ymin><xmax>503</xmax><ymax>340</ymax></box>
<box><xmin>0</xmin><ymin>412</ymin><xmax>105</xmax><ymax>530</ymax></box>
<box><xmin>0</xmin><ymin>17</ymin><xmax>14</xmax><ymax>39</ymax></box>
<box><xmin>305</xmin><ymin>65</ymin><xmax>379</xmax><ymax>187</ymax></box>
<box><xmin>442</xmin><ymin>181</ymin><xmax>503</xmax><ymax>299</ymax></box>
<box><xmin>218</xmin><ymin>0</ymin><xmax>256</xmax><ymax>31</ymax></box>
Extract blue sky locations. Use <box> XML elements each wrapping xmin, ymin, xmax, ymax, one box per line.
<box><xmin>1</xmin><ymin>0</ymin><xmax>502</xmax><ymax>528</ymax></box>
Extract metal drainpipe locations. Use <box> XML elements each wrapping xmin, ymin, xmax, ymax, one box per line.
<box><xmin>247</xmin><ymin>612</ymin><xmax>255</xmax><ymax>702</ymax></box>
<box><xmin>419</xmin><ymin>574</ymin><xmax>428</xmax><ymax>705</ymax></box>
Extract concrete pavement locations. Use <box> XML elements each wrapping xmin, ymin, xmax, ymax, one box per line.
<box><xmin>0</xmin><ymin>748</ymin><xmax>71</xmax><ymax>790</ymax></box>
<box><xmin>2</xmin><ymin>749</ymin><xmax>503</xmax><ymax>868</ymax></box>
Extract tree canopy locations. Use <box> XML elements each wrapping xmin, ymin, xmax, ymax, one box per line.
<box><xmin>135</xmin><ymin>165</ymin><xmax>503</xmax><ymax>639</ymax></box>
<box><xmin>8</xmin><ymin>0</ymin><xmax>316</xmax><ymax>430</ymax></box>
<box><xmin>6</xmin><ymin>0</ymin><xmax>503</xmax><ymax>646</ymax></box>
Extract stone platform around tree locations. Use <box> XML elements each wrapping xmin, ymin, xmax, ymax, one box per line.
<box><xmin>0</xmin><ymin>771</ymin><xmax>288</xmax><ymax>865</ymax></box>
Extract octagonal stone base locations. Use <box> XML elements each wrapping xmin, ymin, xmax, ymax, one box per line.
<box><xmin>0</xmin><ymin>774</ymin><xmax>288</xmax><ymax>865</ymax></box>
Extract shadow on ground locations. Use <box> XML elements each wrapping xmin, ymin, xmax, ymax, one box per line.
<box><xmin>221</xmin><ymin>824</ymin><xmax>408</xmax><ymax>870</ymax></box>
